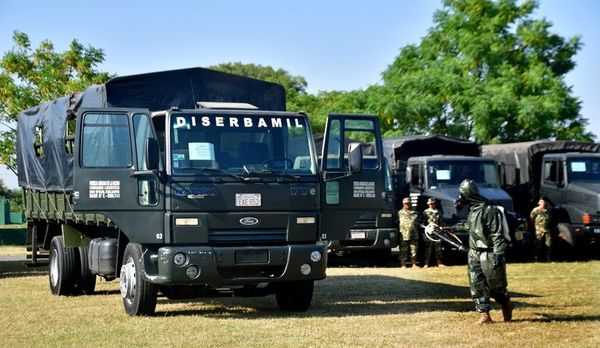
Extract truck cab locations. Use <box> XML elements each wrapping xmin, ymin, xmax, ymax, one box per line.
<box><xmin>540</xmin><ymin>153</ymin><xmax>600</xmax><ymax>247</ymax></box>
<box><xmin>47</xmin><ymin>106</ymin><xmax>329</xmax><ymax>315</ymax></box>
<box><xmin>406</xmin><ymin>155</ymin><xmax>514</xmax><ymax>222</ymax></box>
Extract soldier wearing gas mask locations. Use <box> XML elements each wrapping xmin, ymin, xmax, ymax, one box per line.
<box><xmin>456</xmin><ymin>179</ymin><xmax>513</xmax><ymax>324</ymax></box>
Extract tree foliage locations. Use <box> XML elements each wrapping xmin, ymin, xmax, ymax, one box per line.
<box><xmin>0</xmin><ymin>31</ymin><xmax>112</xmax><ymax>171</ymax></box>
<box><xmin>379</xmin><ymin>0</ymin><xmax>593</xmax><ymax>143</ymax></box>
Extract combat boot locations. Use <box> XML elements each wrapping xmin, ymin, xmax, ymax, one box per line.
<box><xmin>501</xmin><ymin>301</ymin><xmax>514</xmax><ymax>322</ymax></box>
<box><xmin>476</xmin><ymin>312</ymin><xmax>493</xmax><ymax>325</ymax></box>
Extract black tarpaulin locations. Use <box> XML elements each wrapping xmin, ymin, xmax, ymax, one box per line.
<box><xmin>16</xmin><ymin>67</ymin><xmax>286</xmax><ymax>191</ymax></box>
<box><xmin>383</xmin><ymin>135</ymin><xmax>481</xmax><ymax>166</ymax></box>
<box><xmin>104</xmin><ymin>68</ymin><xmax>286</xmax><ymax>111</ymax></box>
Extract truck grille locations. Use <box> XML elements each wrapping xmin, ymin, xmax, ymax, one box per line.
<box><xmin>208</xmin><ymin>229</ymin><xmax>287</xmax><ymax>244</ymax></box>
<box><xmin>352</xmin><ymin>219</ymin><xmax>377</xmax><ymax>229</ymax></box>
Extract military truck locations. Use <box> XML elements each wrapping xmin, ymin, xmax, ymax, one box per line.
<box><xmin>383</xmin><ymin>135</ymin><xmax>530</xmax><ymax>258</ymax></box>
<box><xmin>482</xmin><ymin>141</ymin><xmax>600</xmax><ymax>258</ymax></box>
<box><xmin>17</xmin><ymin>68</ymin><xmax>371</xmax><ymax>315</ymax></box>
<box><xmin>314</xmin><ymin>118</ymin><xmax>398</xmax><ymax>264</ymax></box>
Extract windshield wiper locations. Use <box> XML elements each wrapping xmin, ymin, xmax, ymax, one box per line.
<box><xmin>242</xmin><ymin>166</ymin><xmax>300</xmax><ymax>181</ymax></box>
<box><xmin>197</xmin><ymin>167</ymin><xmax>244</xmax><ymax>181</ymax></box>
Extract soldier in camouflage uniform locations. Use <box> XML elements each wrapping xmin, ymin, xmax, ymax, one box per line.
<box><xmin>398</xmin><ymin>197</ymin><xmax>419</xmax><ymax>267</ymax></box>
<box><xmin>457</xmin><ymin>179</ymin><xmax>513</xmax><ymax>324</ymax></box>
<box><xmin>423</xmin><ymin>197</ymin><xmax>445</xmax><ymax>267</ymax></box>
<box><xmin>530</xmin><ymin>197</ymin><xmax>552</xmax><ymax>262</ymax></box>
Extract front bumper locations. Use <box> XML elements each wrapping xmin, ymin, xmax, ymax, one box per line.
<box><xmin>328</xmin><ymin>228</ymin><xmax>398</xmax><ymax>251</ymax></box>
<box><xmin>140</xmin><ymin>244</ymin><xmax>327</xmax><ymax>286</ymax></box>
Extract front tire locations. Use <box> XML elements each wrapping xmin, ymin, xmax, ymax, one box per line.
<box><xmin>120</xmin><ymin>243</ymin><xmax>157</xmax><ymax>316</ymax></box>
<box><xmin>49</xmin><ymin>236</ymin><xmax>78</xmax><ymax>295</ymax></box>
<box><xmin>275</xmin><ymin>281</ymin><xmax>314</xmax><ymax>311</ymax></box>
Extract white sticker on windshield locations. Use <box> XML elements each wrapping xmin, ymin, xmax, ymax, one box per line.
<box><xmin>570</xmin><ymin>162</ymin><xmax>587</xmax><ymax>172</ymax></box>
<box><xmin>189</xmin><ymin>142</ymin><xmax>215</xmax><ymax>160</ymax></box>
<box><xmin>436</xmin><ymin>170</ymin><xmax>451</xmax><ymax>180</ymax></box>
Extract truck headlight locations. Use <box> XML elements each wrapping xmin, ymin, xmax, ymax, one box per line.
<box><xmin>300</xmin><ymin>264</ymin><xmax>311</xmax><ymax>275</ymax></box>
<box><xmin>173</xmin><ymin>253</ymin><xmax>186</xmax><ymax>266</ymax></box>
<box><xmin>310</xmin><ymin>251</ymin><xmax>322</xmax><ymax>262</ymax></box>
<box><xmin>186</xmin><ymin>265</ymin><xmax>200</xmax><ymax>279</ymax></box>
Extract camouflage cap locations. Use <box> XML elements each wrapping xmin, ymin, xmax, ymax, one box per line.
<box><xmin>402</xmin><ymin>197</ymin><xmax>410</xmax><ymax>204</ymax></box>
<box><xmin>427</xmin><ymin>197</ymin><xmax>436</xmax><ymax>205</ymax></box>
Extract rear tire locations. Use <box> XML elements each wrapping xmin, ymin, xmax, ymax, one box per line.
<box><xmin>275</xmin><ymin>281</ymin><xmax>314</xmax><ymax>311</ymax></box>
<box><xmin>48</xmin><ymin>236</ymin><xmax>78</xmax><ymax>295</ymax></box>
<box><xmin>120</xmin><ymin>243</ymin><xmax>157</xmax><ymax>316</ymax></box>
<box><xmin>75</xmin><ymin>246</ymin><xmax>96</xmax><ymax>295</ymax></box>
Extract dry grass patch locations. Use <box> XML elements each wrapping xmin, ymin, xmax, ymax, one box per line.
<box><xmin>0</xmin><ymin>261</ymin><xmax>599</xmax><ymax>347</ymax></box>
<box><xmin>0</xmin><ymin>245</ymin><xmax>26</xmax><ymax>256</ymax></box>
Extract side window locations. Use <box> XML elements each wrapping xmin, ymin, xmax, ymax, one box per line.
<box><xmin>133</xmin><ymin>114</ymin><xmax>158</xmax><ymax>206</ymax></box>
<box><xmin>344</xmin><ymin>119</ymin><xmax>379</xmax><ymax>170</ymax></box>
<box><xmin>411</xmin><ymin>164</ymin><xmax>421</xmax><ymax>186</ymax></box>
<box><xmin>82</xmin><ymin>113</ymin><xmax>132</xmax><ymax>168</ymax></box>
<box><xmin>325</xmin><ymin>119</ymin><xmax>341</xmax><ymax>170</ymax></box>
<box><xmin>544</xmin><ymin>161</ymin><xmax>557</xmax><ymax>183</ymax></box>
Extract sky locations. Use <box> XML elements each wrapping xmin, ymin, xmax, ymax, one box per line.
<box><xmin>0</xmin><ymin>0</ymin><xmax>598</xmax><ymax>188</ymax></box>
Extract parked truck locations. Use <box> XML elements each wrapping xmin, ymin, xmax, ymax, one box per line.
<box><xmin>17</xmin><ymin>67</ymin><xmax>374</xmax><ymax>315</ymax></box>
<box><xmin>482</xmin><ymin>141</ymin><xmax>600</xmax><ymax>258</ymax></box>
<box><xmin>383</xmin><ymin>135</ymin><xmax>530</xmax><ymax>260</ymax></box>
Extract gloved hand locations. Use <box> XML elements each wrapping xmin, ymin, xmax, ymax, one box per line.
<box><xmin>493</xmin><ymin>253</ymin><xmax>505</xmax><ymax>269</ymax></box>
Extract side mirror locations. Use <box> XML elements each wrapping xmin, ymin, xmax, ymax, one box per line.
<box><xmin>348</xmin><ymin>143</ymin><xmax>363</xmax><ymax>174</ymax></box>
<box><xmin>145</xmin><ymin>138</ymin><xmax>160</xmax><ymax>170</ymax></box>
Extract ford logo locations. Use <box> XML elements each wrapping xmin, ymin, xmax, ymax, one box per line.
<box><xmin>239</xmin><ymin>217</ymin><xmax>259</xmax><ymax>226</ymax></box>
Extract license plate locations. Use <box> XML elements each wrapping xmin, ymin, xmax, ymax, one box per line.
<box><xmin>351</xmin><ymin>231</ymin><xmax>366</xmax><ymax>239</ymax></box>
<box><xmin>236</xmin><ymin>193</ymin><xmax>261</xmax><ymax>207</ymax></box>
<box><xmin>235</xmin><ymin>250</ymin><xmax>268</xmax><ymax>264</ymax></box>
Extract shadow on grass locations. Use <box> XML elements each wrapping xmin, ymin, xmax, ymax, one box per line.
<box><xmin>0</xmin><ymin>260</ymin><xmax>48</xmax><ymax>279</ymax></box>
<box><xmin>155</xmin><ymin>274</ymin><xmax>539</xmax><ymax>318</ymax></box>
<box><xmin>514</xmin><ymin>313</ymin><xmax>600</xmax><ymax>323</ymax></box>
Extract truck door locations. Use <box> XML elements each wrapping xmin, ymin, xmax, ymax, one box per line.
<box><xmin>319</xmin><ymin>114</ymin><xmax>393</xmax><ymax>241</ymax></box>
<box><xmin>541</xmin><ymin>157</ymin><xmax>566</xmax><ymax>205</ymax></box>
<box><xmin>72</xmin><ymin>108</ymin><xmax>165</xmax><ymax>243</ymax></box>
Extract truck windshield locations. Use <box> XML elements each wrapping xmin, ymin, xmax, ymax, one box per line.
<box><xmin>170</xmin><ymin>114</ymin><xmax>316</xmax><ymax>176</ymax></box>
<box><xmin>567</xmin><ymin>157</ymin><xmax>600</xmax><ymax>182</ymax></box>
<box><xmin>427</xmin><ymin>160</ymin><xmax>498</xmax><ymax>189</ymax></box>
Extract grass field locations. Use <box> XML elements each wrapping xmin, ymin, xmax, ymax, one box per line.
<box><xmin>0</xmin><ymin>245</ymin><xmax>26</xmax><ymax>256</ymax></box>
<box><xmin>1</xmin><ymin>260</ymin><xmax>599</xmax><ymax>347</ymax></box>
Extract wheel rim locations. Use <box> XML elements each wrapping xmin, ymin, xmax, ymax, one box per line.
<box><xmin>120</xmin><ymin>257</ymin><xmax>137</xmax><ymax>302</ymax></box>
<box><xmin>49</xmin><ymin>249</ymin><xmax>59</xmax><ymax>287</ymax></box>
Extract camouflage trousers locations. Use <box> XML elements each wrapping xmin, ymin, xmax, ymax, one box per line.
<box><xmin>424</xmin><ymin>241</ymin><xmax>443</xmax><ymax>266</ymax></box>
<box><xmin>535</xmin><ymin>231</ymin><xmax>552</xmax><ymax>261</ymax></box>
<box><xmin>399</xmin><ymin>240</ymin><xmax>418</xmax><ymax>263</ymax></box>
<box><xmin>468</xmin><ymin>249</ymin><xmax>510</xmax><ymax>313</ymax></box>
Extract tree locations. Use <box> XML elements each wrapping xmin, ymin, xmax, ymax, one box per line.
<box><xmin>379</xmin><ymin>0</ymin><xmax>593</xmax><ymax>143</ymax></box>
<box><xmin>0</xmin><ymin>31</ymin><xmax>112</xmax><ymax>172</ymax></box>
<box><xmin>209</xmin><ymin>62</ymin><xmax>308</xmax><ymax>110</ymax></box>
